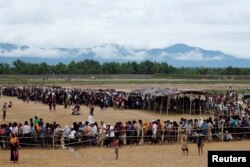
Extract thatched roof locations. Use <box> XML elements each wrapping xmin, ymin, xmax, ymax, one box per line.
<box><xmin>130</xmin><ymin>88</ymin><xmax>207</xmax><ymax>97</ymax></box>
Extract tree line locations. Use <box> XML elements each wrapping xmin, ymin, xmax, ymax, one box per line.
<box><xmin>0</xmin><ymin>59</ymin><xmax>250</xmax><ymax>75</ymax></box>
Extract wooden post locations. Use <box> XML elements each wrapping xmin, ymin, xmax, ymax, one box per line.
<box><xmin>221</xmin><ymin>125</ymin><xmax>224</xmax><ymax>141</ymax></box>
<box><xmin>149</xmin><ymin>96</ymin><xmax>151</xmax><ymax>111</ymax></box>
<box><xmin>199</xmin><ymin>105</ymin><xmax>202</xmax><ymax>116</ymax></box>
<box><xmin>189</xmin><ymin>95</ymin><xmax>192</xmax><ymax>115</ymax></box>
<box><xmin>141</xmin><ymin>128</ymin><xmax>144</xmax><ymax>145</ymax></box>
<box><xmin>160</xmin><ymin>97</ymin><xmax>163</xmax><ymax>114</ymax></box>
<box><xmin>124</xmin><ymin>132</ymin><xmax>127</xmax><ymax>145</ymax></box>
<box><xmin>52</xmin><ymin>131</ymin><xmax>55</xmax><ymax>149</ymax></box>
<box><xmin>182</xmin><ymin>95</ymin><xmax>185</xmax><ymax>114</ymax></box>
<box><xmin>166</xmin><ymin>96</ymin><xmax>169</xmax><ymax>116</ymax></box>
<box><xmin>154</xmin><ymin>96</ymin><xmax>156</xmax><ymax>114</ymax></box>
<box><xmin>61</xmin><ymin>132</ymin><xmax>66</xmax><ymax>149</ymax></box>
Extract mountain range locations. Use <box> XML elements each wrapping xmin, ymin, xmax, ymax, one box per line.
<box><xmin>0</xmin><ymin>42</ymin><xmax>249</xmax><ymax>67</ymax></box>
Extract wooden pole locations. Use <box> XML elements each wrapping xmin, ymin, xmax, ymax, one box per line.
<box><xmin>160</xmin><ymin>97</ymin><xmax>163</xmax><ymax>114</ymax></box>
<box><xmin>149</xmin><ymin>96</ymin><xmax>151</xmax><ymax>111</ymax></box>
<box><xmin>52</xmin><ymin>131</ymin><xmax>55</xmax><ymax>149</ymax></box>
<box><xmin>189</xmin><ymin>94</ymin><xmax>192</xmax><ymax>115</ymax></box>
<box><xmin>199</xmin><ymin>97</ymin><xmax>202</xmax><ymax>115</ymax></box>
<box><xmin>221</xmin><ymin>125</ymin><xmax>224</xmax><ymax>141</ymax></box>
<box><xmin>182</xmin><ymin>95</ymin><xmax>184</xmax><ymax>114</ymax></box>
<box><xmin>166</xmin><ymin>96</ymin><xmax>169</xmax><ymax>116</ymax></box>
<box><xmin>141</xmin><ymin>127</ymin><xmax>144</xmax><ymax>145</ymax></box>
<box><xmin>61</xmin><ymin>132</ymin><xmax>66</xmax><ymax>149</ymax></box>
<box><xmin>154</xmin><ymin>96</ymin><xmax>156</xmax><ymax>114</ymax></box>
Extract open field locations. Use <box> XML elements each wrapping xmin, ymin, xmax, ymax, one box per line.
<box><xmin>0</xmin><ymin>96</ymin><xmax>211</xmax><ymax>130</ymax></box>
<box><xmin>1</xmin><ymin>74</ymin><xmax>250</xmax><ymax>85</ymax></box>
<box><xmin>1</xmin><ymin>74</ymin><xmax>250</xmax><ymax>95</ymax></box>
<box><xmin>1</xmin><ymin>141</ymin><xmax>250</xmax><ymax>167</ymax></box>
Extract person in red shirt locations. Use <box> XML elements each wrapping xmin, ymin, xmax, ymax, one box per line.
<box><xmin>114</xmin><ymin>136</ymin><xmax>119</xmax><ymax>160</ymax></box>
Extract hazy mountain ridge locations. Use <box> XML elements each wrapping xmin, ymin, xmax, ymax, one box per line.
<box><xmin>0</xmin><ymin>42</ymin><xmax>248</xmax><ymax>67</ymax></box>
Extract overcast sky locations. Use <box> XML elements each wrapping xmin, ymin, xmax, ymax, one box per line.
<box><xmin>0</xmin><ymin>0</ymin><xmax>250</xmax><ymax>58</ymax></box>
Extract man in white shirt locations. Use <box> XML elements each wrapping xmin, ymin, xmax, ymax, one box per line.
<box><xmin>88</xmin><ymin>111</ymin><xmax>95</xmax><ymax>124</ymax></box>
<box><xmin>11</xmin><ymin>122</ymin><xmax>18</xmax><ymax>135</ymax></box>
<box><xmin>199</xmin><ymin>117</ymin><xmax>204</xmax><ymax>128</ymax></box>
<box><xmin>152</xmin><ymin>121</ymin><xmax>158</xmax><ymax>143</ymax></box>
<box><xmin>99</xmin><ymin>121</ymin><xmax>106</xmax><ymax>147</ymax></box>
<box><xmin>68</xmin><ymin>127</ymin><xmax>76</xmax><ymax>140</ymax></box>
<box><xmin>23</xmin><ymin>121</ymin><xmax>31</xmax><ymax>135</ymax></box>
<box><xmin>106</xmin><ymin>123</ymin><xmax>115</xmax><ymax>146</ymax></box>
<box><xmin>22</xmin><ymin>121</ymin><xmax>31</xmax><ymax>144</ymax></box>
<box><xmin>109</xmin><ymin>124</ymin><xmax>115</xmax><ymax>138</ymax></box>
<box><xmin>90</xmin><ymin>123</ymin><xmax>97</xmax><ymax>137</ymax></box>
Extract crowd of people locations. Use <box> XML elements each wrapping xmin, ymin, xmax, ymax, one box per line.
<box><xmin>1</xmin><ymin>86</ymin><xmax>143</xmax><ymax>111</ymax></box>
<box><xmin>0</xmin><ymin>114</ymin><xmax>249</xmax><ymax>151</ymax></box>
<box><xmin>1</xmin><ymin>85</ymin><xmax>250</xmax><ymax>162</ymax></box>
<box><xmin>1</xmin><ymin>86</ymin><xmax>250</xmax><ymax>116</ymax></box>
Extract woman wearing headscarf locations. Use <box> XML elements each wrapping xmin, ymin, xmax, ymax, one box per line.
<box><xmin>10</xmin><ymin>133</ymin><xmax>19</xmax><ymax>163</ymax></box>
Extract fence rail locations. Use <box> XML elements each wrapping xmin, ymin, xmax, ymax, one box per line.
<box><xmin>0</xmin><ymin>126</ymin><xmax>249</xmax><ymax>150</ymax></box>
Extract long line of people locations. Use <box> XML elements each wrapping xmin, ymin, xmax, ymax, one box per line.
<box><xmin>1</xmin><ymin>114</ymin><xmax>249</xmax><ymax>150</ymax></box>
<box><xmin>1</xmin><ymin>86</ymin><xmax>147</xmax><ymax>111</ymax></box>
<box><xmin>2</xmin><ymin>86</ymin><xmax>250</xmax><ymax>116</ymax></box>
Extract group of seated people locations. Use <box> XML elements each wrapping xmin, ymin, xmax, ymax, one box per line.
<box><xmin>71</xmin><ymin>103</ymin><xmax>81</xmax><ymax>115</ymax></box>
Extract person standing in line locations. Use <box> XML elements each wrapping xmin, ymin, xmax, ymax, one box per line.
<box><xmin>99</xmin><ymin>121</ymin><xmax>106</xmax><ymax>147</ymax></box>
<box><xmin>197</xmin><ymin>133</ymin><xmax>204</xmax><ymax>156</ymax></box>
<box><xmin>114</xmin><ymin>136</ymin><xmax>119</xmax><ymax>160</ymax></box>
<box><xmin>180</xmin><ymin>131</ymin><xmax>188</xmax><ymax>155</ymax></box>
<box><xmin>10</xmin><ymin>133</ymin><xmax>19</xmax><ymax>163</ymax></box>
<box><xmin>88</xmin><ymin>111</ymin><xmax>95</xmax><ymax>125</ymax></box>
<box><xmin>2</xmin><ymin>102</ymin><xmax>7</xmax><ymax>121</ymax></box>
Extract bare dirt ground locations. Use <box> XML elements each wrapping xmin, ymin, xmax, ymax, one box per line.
<box><xmin>1</xmin><ymin>141</ymin><xmax>250</xmax><ymax>167</ymax></box>
<box><xmin>69</xmin><ymin>83</ymin><xmax>249</xmax><ymax>92</ymax></box>
<box><xmin>0</xmin><ymin>83</ymin><xmax>249</xmax><ymax>167</ymax></box>
<box><xmin>0</xmin><ymin>96</ymin><xmax>209</xmax><ymax>131</ymax></box>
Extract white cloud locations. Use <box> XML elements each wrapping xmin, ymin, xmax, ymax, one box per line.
<box><xmin>0</xmin><ymin>47</ymin><xmax>69</xmax><ymax>58</ymax></box>
<box><xmin>158</xmin><ymin>50</ymin><xmax>223</xmax><ymax>61</ymax></box>
<box><xmin>0</xmin><ymin>0</ymin><xmax>250</xmax><ymax>59</ymax></box>
<box><xmin>91</xmin><ymin>44</ymin><xmax>147</xmax><ymax>60</ymax></box>
<box><xmin>92</xmin><ymin>45</ymin><xmax>120</xmax><ymax>59</ymax></box>
<box><xmin>172</xmin><ymin>51</ymin><xmax>223</xmax><ymax>61</ymax></box>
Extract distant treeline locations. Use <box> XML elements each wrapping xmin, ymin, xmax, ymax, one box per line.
<box><xmin>0</xmin><ymin>59</ymin><xmax>250</xmax><ymax>75</ymax></box>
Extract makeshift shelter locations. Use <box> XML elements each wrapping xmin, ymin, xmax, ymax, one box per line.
<box><xmin>130</xmin><ymin>88</ymin><xmax>210</xmax><ymax>115</ymax></box>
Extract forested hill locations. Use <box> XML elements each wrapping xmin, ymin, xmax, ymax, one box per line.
<box><xmin>0</xmin><ymin>59</ymin><xmax>250</xmax><ymax>75</ymax></box>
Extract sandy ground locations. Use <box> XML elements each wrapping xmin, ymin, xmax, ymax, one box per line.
<box><xmin>69</xmin><ymin>83</ymin><xmax>250</xmax><ymax>92</ymax></box>
<box><xmin>0</xmin><ymin>141</ymin><xmax>250</xmax><ymax>167</ymax></box>
<box><xmin>0</xmin><ymin>96</ymin><xmax>212</xmax><ymax>127</ymax></box>
<box><xmin>0</xmin><ymin>95</ymin><xmax>250</xmax><ymax>167</ymax></box>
